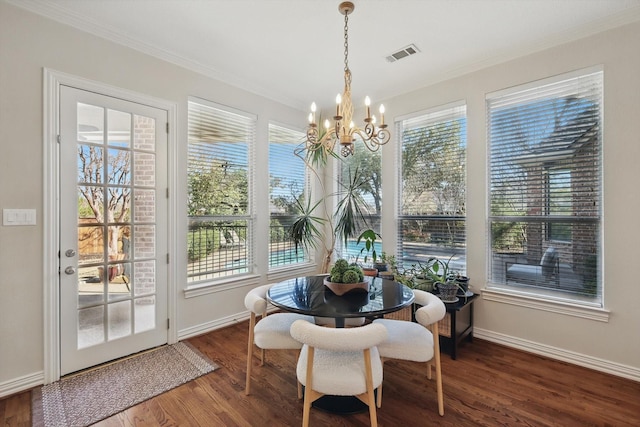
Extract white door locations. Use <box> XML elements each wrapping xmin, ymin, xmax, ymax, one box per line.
<box><xmin>59</xmin><ymin>85</ymin><xmax>168</xmax><ymax>375</ymax></box>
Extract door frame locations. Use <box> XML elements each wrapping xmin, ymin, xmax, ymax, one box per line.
<box><xmin>43</xmin><ymin>68</ymin><xmax>178</xmax><ymax>383</ymax></box>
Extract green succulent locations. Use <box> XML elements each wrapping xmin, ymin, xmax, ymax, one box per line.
<box><xmin>328</xmin><ymin>258</ymin><xmax>364</xmax><ymax>283</ymax></box>
<box><xmin>342</xmin><ymin>269</ymin><xmax>360</xmax><ymax>284</ymax></box>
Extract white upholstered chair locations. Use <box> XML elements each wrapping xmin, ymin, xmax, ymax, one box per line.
<box><xmin>372</xmin><ymin>289</ymin><xmax>447</xmax><ymax>415</ymax></box>
<box><xmin>290</xmin><ymin>319</ymin><xmax>388</xmax><ymax>427</ymax></box>
<box><xmin>244</xmin><ymin>284</ymin><xmax>313</xmax><ymax>396</ymax></box>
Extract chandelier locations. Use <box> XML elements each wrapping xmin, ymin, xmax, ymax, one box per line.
<box><xmin>306</xmin><ymin>1</ymin><xmax>390</xmax><ymax>157</ymax></box>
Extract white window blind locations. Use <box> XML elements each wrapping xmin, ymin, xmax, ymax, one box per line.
<box><xmin>187</xmin><ymin>99</ymin><xmax>255</xmax><ymax>282</ymax></box>
<box><xmin>268</xmin><ymin>123</ymin><xmax>309</xmax><ymax>268</ymax></box>
<box><xmin>487</xmin><ymin>70</ymin><xmax>602</xmax><ymax>304</ymax></box>
<box><xmin>397</xmin><ymin>103</ymin><xmax>467</xmax><ymax>273</ymax></box>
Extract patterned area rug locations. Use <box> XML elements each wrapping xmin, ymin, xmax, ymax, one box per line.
<box><xmin>32</xmin><ymin>342</ymin><xmax>218</xmax><ymax>427</ymax></box>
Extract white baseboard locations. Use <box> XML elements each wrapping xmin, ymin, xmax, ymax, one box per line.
<box><xmin>474</xmin><ymin>327</ymin><xmax>640</xmax><ymax>382</ymax></box>
<box><xmin>0</xmin><ymin>371</ymin><xmax>43</xmax><ymax>399</ymax></box>
<box><xmin>178</xmin><ymin>311</ymin><xmax>251</xmax><ymax>340</ymax></box>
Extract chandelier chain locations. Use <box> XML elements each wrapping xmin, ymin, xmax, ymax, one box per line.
<box><xmin>343</xmin><ymin>12</ymin><xmax>349</xmax><ymax>73</ymax></box>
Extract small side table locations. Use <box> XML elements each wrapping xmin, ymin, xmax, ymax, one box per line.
<box><xmin>437</xmin><ymin>293</ymin><xmax>478</xmax><ymax>360</ymax></box>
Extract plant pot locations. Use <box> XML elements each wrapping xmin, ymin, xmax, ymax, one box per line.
<box><xmin>413</xmin><ymin>276</ymin><xmax>435</xmax><ymax>292</ymax></box>
<box><xmin>362</xmin><ymin>267</ymin><xmax>378</xmax><ymax>277</ymax></box>
<box><xmin>436</xmin><ymin>281</ymin><xmax>459</xmax><ymax>302</ymax></box>
<box><xmin>373</xmin><ymin>262</ymin><xmax>388</xmax><ymax>272</ymax></box>
<box><xmin>455</xmin><ymin>276</ymin><xmax>470</xmax><ymax>293</ymax></box>
<box><xmin>323</xmin><ymin>277</ymin><xmax>369</xmax><ymax>296</ymax></box>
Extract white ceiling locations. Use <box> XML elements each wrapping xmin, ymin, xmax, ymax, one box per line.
<box><xmin>9</xmin><ymin>0</ymin><xmax>640</xmax><ymax>111</ymax></box>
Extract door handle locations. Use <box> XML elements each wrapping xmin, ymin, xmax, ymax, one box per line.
<box><xmin>64</xmin><ymin>266</ymin><xmax>75</xmax><ymax>275</ymax></box>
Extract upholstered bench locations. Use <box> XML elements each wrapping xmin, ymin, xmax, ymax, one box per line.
<box><xmin>505</xmin><ymin>247</ymin><xmax>560</xmax><ymax>286</ymax></box>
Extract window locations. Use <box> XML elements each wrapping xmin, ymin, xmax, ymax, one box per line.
<box><xmin>337</xmin><ymin>148</ymin><xmax>382</xmax><ymax>262</ymax></box>
<box><xmin>397</xmin><ymin>103</ymin><xmax>467</xmax><ymax>274</ymax></box>
<box><xmin>487</xmin><ymin>70</ymin><xmax>602</xmax><ymax>305</ymax></box>
<box><xmin>268</xmin><ymin>123</ymin><xmax>309</xmax><ymax>268</ymax></box>
<box><xmin>187</xmin><ymin>99</ymin><xmax>255</xmax><ymax>283</ymax></box>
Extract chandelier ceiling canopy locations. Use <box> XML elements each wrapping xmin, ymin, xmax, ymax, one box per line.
<box><xmin>305</xmin><ymin>1</ymin><xmax>390</xmax><ymax>157</ymax></box>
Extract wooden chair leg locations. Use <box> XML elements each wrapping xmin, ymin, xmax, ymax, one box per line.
<box><xmin>363</xmin><ymin>349</ymin><xmax>378</xmax><ymax>427</ymax></box>
<box><xmin>302</xmin><ymin>347</ymin><xmax>315</xmax><ymax>427</ymax></box>
<box><xmin>245</xmin><ymin>313</ymin><xmax>256</xmax><ymax>396</ymax></box>
<box><xmin>433</xmin><ymin>324</ymin><xmax>444</xmax><ymax>416</ymax></box>
<box><xmin>376</xmin><ymin>358</ymin><xmax>385</xmax><ymax>408</ymax></box>
<box><xmin>295</xmin><ymin>349</ymin><xmax>303</xmax><ymax>399</ymax></box>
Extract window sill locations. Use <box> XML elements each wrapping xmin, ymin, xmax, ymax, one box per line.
<box><xmin>481</xmin><ymin>285</ymin><xmax>610</xmax><ymax>322</ymax></box>
<box><xmin>268</xmin><ymin>262</ymin><xmax>319</xmax><ymax>283</ymax></box>
<box><xmin>184</xmin><ymin>274</ymin><xmax>261</xmax><ymax>298</ymax></box>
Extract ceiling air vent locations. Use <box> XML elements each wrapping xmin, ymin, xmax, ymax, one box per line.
<box><xmin>386</xmin><ymin>44</ymin><xmax>420</xmax><ymax>63</ymax></box>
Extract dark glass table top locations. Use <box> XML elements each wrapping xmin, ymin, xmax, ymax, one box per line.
<box><xmin>267</xmin><ymin>275</ymin><xmax>414</xmax><ymax>321</ymax></box>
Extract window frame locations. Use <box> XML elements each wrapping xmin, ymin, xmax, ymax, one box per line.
<box><xmin>186</xmin><ymin>97</ymin><xmax>256</xmax><ymax>286</ymax></box>
<box><xmin>486</xmin><ymin>68</ymin><xmax>605</xmax><ymax>312</ymax></box>
<box><xmin>396</xmin><ymin>101</ymin><xmax>467</xmax><ymax>275</ymax></box>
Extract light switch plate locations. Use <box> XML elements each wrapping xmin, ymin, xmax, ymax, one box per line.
<box><xmin>3</xmin><ymin>209</ymin><xmax>37</xmax><ymax>226</ymax></box>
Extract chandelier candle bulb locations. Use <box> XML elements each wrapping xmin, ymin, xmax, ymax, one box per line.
<box><xmin>365</xmin><ymin>96</ymin><xmax>371</xmax><ymax>119</ymax></box>
<box><xmin>311</xmin><ymin>102</ymin><xmax>317</xmax><ymax>124</ymax></box>
<box><xmin>379</xmin><ymin>104</ymin><xmax>385</xmax><ymax>126</ymax></box>
<box><xmin>336</xmin><ymin>94</ymin><xmax>342</xmax><ymax>116</ymax></box>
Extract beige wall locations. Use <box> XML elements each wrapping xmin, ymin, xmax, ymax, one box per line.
<box><xmin>1</xmin><ymin>1</ymin><xmax>639</xmax><ymax>395</ymax></box>
<box><xmin>381</xmin><ymin>20</ymin><xmax>640</xmax><ymax>375</ymax></box>
<box><xmin>0</xmin><ymin>2</ymin><xmax>306</xmax><ymax>392</ymax></box>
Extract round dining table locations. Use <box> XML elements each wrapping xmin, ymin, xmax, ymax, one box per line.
<box><xmin>267</xmin><ymin>274</ymin><xmax>415</xmax><ymax>327</ymax></box>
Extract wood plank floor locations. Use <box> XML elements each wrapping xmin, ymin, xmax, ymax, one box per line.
<box><xmin>2</xmin><ymin>320</ymin><xmax>640</xmax><ymax>426</ymax></box>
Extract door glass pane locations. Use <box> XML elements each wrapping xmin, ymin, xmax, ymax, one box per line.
<box><xmin>133</xmin><ymin>189</ymin><xmax>155</xmax><ymax>222</ymax></box>
<box><xmin>133</xmin><ymin>114</ymin><xmax>155</xmax><ymax>151</ymax></box>
<box><xmin>108</xmin><ymin>300</ymin><xmax>131</xmax><ymax>340</ymax></box>
<box><xmin>135</xmin><ymin>296</ymin><xmax>155</xmax><ymax>333</ymax></box>
<box><xmin>78</xmin><ymin>187</ymin><xmax>104</xmax><ymax>219</ymax></box>
<box><xmin>107</xmin><ymin>148</ymin><xmax>131</xmax><ymax>185</ymax></box>
<box><xmin>108</xmin><ymin>109</ymin><xmax>131</xmax><ymax>147</ymax></box>
<box><xmin>78</xmin><ymin>306</ymin><xmax>104</xmax><ymax>349</ymax></box>
<box><xmin>78</xmin><ymin>146</ymin><xmax>104</xmax><ymax>184</ymax></box>
<box><xmin>134</xmin><ymin>152</ymin><xmax>155</xmax><ymax>186</ymax></box>
<box><xmin>134</xmin><ymin>225</ymin><xmax>156</xmax><ymax>259</ymax></box>
<box><xmin>134</xmin><ymin>260</ymin><xmax>156</xmax><ymax>295</ymax></box>
<box><xmin>77</xmin><ymin>103</ymin><xmax>103</xmax><ymax>144</ymax></box>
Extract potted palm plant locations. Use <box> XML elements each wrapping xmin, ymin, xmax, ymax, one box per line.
<box><xmin>289</xmin><ymin>123</ymin><xmax>375</xmax><ymax>273</ymax></box>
